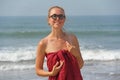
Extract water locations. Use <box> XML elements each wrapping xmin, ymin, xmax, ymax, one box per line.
<box><xmin>0</xmin><ymin>15</ymin><xmax>120</xmax><ymax>70</ymax></box>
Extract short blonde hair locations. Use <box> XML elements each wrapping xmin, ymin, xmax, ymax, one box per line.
<box><xmin>48</xmin><ymin>6</ymin><xmax>65</xmax><ymax>17</ymax></box>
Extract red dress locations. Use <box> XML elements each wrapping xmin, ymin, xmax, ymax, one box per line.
<box><xmin>46</xmin><ymin>50</ymin><xmax>83</xmax><ymax>80</ymax></box>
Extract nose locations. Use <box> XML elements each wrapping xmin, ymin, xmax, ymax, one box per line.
<box><xmin>56</xmin><ymin>17</ymin><xmax>60</xmax><ymax>20</ymax></box>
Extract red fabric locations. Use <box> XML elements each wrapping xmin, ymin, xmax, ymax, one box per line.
<box><xmin>46</xmin><ymin>50</ymin><xmax>83</xmax><ymax>80</ymax></box>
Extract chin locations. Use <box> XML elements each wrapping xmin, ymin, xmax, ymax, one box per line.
<box><xmin>54</xmin><ymin>25</ymin><xmax>62</xmax><ymax>28</ymax></box>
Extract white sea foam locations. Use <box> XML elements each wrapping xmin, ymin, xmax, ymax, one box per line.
<box><xmin>0</xmin><ymin>47</ymin><xmax>36</xmax><ymax>62</ymax></box>
<box><xmin>0</xmin><ymin>47</ymin><xmax>120</xmax><ymax>62</ymax></box>
<box><xmin>0</xmin><ymin>64</ymin><xmax>35</xmax><ymax>71</ymax></box>
<box><xmin>81</xmin><ymin>49</ymin><xmax>120</xmax><ymax>60</ymax></box>
<box><xmin>0</xmin><ymin>47</ymin><xmax>120</xmax><ymax>71</ymax></box>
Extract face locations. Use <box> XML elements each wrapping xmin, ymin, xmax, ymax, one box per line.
<box><xmin>48</xmin><ymin>8</ymin><xmax>66</xmax><ymax>29</ymax></box>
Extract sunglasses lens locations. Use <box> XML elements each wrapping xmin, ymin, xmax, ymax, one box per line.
<box><xmin>50</xmin><ymin>14</ymin><xmax>65</xmax><ymax>20</ymax></box>
<box><xmin>59</xmin><ymin>15</ymin><xmax>64</xmax><ymax>20</ymax></box>
<box><xmin>52</xmin><ymin>14</ymin><xmax>57</xmax><ymax>20</ymax></box>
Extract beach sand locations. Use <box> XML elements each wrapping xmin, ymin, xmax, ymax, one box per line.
<box><xmin>0</xmin><ymin>60</ymin><xmax>120</xmax><ymax>80</ymax></box>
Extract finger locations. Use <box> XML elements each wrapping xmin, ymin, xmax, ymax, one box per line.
<box><xmin>66</xmin><ymin>41</ymin><xmax>70</xmax><ymax>48</ymax></box>
<box><xmin>56</xmin><ymin>61</ymin><xmax>64</xmax><ymax>69</ymax></box>
<box><xmin>66</xmin><ymin>41</ymin><xmax>72</xmax><ymax>51</ymax></box>
<box><xmin>66</xmin><ymin>41</ymin><xmax>75</xmax><ymax>49</ymax></box>
<box><xmin>72</xmin><ymin>45</ymin><xmax>75</xmax><ymax>48</ymax></box>
<box><xmin>66</xmin><ymin>41</ymin><xmax>73</xmax><ymax>47</ymax></box>
<box><xmin>53</xmin><ymin>61</ymin><xmax>59</xmax><ymax>68</ymax></box>
<box><xmin>66</xmin><ymin>41</ymin><xmax>70</xmax><ymax>46</ymax></box>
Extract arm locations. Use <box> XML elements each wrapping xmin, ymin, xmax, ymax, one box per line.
<box><xmin>66</xmin><ymin>35</ymin><xmax>84</xmax><ymax>69</ymax></box>
<box><xmin>35</xmin><ymin>39</ymin><xmax>64</xmax><ymax>77</ymax></box>
<box><xmin>35</xmin><ymin>40</ymin><xmax>51</xmax><ymax>77</ymax></box>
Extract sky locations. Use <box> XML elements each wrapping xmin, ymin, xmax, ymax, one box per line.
<box><xmin>0</xmin><ymin>0</ymin><xmax>120</xmax><ymax>16</ymax></box>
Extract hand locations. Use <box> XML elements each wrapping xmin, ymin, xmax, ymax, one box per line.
<box><xmin>50</xmin><ymin>61</ymin><xmax>64</xmax><ymax>76</ymax></box>
<box><xmin>66</xmin><ymin>41</ymin><xmax>75</xmax><ymax>52</ymax></box>
<box><xmin>66</xmin><ymin>41</ymin><xmax>79</xmax><ymax>58</ymax></box>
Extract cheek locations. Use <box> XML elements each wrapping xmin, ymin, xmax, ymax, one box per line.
<box><xmin>61</xmin><ymin>20</ymin><xmax>65</xmax><ymax>25</ymax></box>
<box><xmin>61</xmin><ymin>18</ymin><xmax>65</xmax><ymax>23</ymax></box>
<box><xmin>48</xmin><ymin>18</ymin><xmax>53</xmax><ymax>22</ymax></box>
<box><xmin>62</xmin><ymin>20</ymin><xmax>65</xmax><ymax>23</ymax></box>
<box><xmin>48</xmin><ymin>18</ymin><xmax>51</xmax><ymax>24</ymax></box>
<box><xmin>48</xmin><ymin>19</ymin><xmax>54</xmax><ymax>26</ymax></box>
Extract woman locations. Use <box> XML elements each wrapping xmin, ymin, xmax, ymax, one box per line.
<box><xmin>35</xmin><ymin>6</ymin><xmax>84</xmax><ymax>80</ymax></box>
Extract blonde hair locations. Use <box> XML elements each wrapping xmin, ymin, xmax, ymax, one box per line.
<box><xmin>48</xmin><ymin>6</ymin><xmax>65</xmax><ymax>17</ymax></box>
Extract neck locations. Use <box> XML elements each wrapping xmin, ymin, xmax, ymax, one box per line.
<box><xmin>50</xmin><ymin>28</ymin><xmax>65</xmax><ymax>39</ymax></box>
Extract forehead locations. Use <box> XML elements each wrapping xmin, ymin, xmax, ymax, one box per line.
<box><xmin>49</xmin><ymin>8</ymin><xmax>64</xmax><ymax>15</ymax></box>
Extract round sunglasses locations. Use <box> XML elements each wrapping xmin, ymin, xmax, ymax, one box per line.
<box><xmin>49</xmin><ymin>14</ymin><xmax>65</xmax><ymax>20</ymax></box>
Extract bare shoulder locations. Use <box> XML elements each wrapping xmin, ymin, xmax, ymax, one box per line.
<box><xmin>65</xmin><ymin>32</ymin><xmax>79</xmax><ymax>47</ymax></box>
<box><xmin>37</xmin><ymin>37</ymin><xmax>48</xmax><ymax>53</ymax></box>
<box><xmin>38</xmin><ymin>38</ymin><xmax>47</xmax><ymax>45</ymax></box>
<box><xmin>65</xmin><ymin>32</ymin><xmax>77</xmax><ymax>40</ymax></box>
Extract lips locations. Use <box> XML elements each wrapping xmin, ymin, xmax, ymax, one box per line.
<box><xmin>54</xmin><ymin>22</ymin><xmax>60</xmax><ymax>25</ymax></box>
<box><xmin>55</xmin><ymin>22</ymin><xmax>59</xmax><ymax>25</ymax></box>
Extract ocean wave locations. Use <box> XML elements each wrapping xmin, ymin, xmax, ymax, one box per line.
<box><xmin>74</xmin><ymin>31</ymin><xmax>120</xmax><ymax>36</ymax></box>
<box><xmin>0</xmin><ymin>47</ymin><xmax>120</xmax><ymax>70</ymax></box>
<box><xmin>0</xmin><ymin>31</ymin><xmax>49</xmax><ymax>38</ymax></box>
<box><xmin>81</xmin><ymin>49</ymin><xmax>120</xmax><ymax>61</ymax></box>
<box><xmin>0</xmin><ymin>64</ymin><xmax>35</xmax><ymax>71</ymax></box>
<box><xmin>0</xmin><ymin>30</ymin><xmax>120</xmax><ymax>38</ymax></box>
<box><xmin>0</xmin><ymin>47</ymin><xmax>36</xmax><ymax>62</ymax></box>
<box><xmin>0</xmin><ymin>47</ymin><xmax>120</xmax><ymax>62</ymax></box>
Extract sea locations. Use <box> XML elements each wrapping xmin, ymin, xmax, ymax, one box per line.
<box><xmin>0</xmin><ymin>15</ymin><xmax>120</xmax><ymax>71</ymax></box>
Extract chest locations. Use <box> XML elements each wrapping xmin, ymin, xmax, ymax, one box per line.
<box><xmin>45</xmin><ymin>38</ymin><xmax>67</xmax><ymax>52</ymax></box>
<box><xmin>48</xmin><ymin>39</ymin><xmax>66</xmax><ymax>47</ymax></box>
